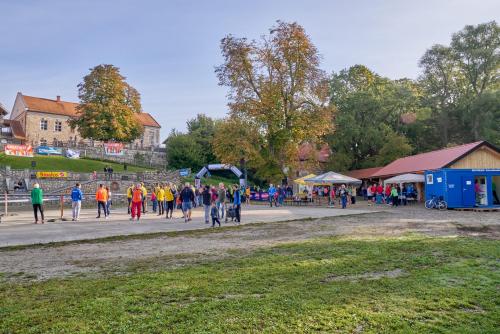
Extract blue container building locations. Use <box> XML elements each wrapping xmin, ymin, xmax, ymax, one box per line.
<box><xmin>424</xmin><ymin>169</ymin><xmax>500</xmax><ymax>209</ymax></box>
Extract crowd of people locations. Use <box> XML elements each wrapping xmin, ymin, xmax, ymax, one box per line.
<box><xmin>362</xmin><ymin>182</ymin><xmax>417</xmax><ymax>206</ymax></box>
<box><xmin>29</xmin><ymin>181</ymin><xmax>246</xmax><ymax>225</ymax></box>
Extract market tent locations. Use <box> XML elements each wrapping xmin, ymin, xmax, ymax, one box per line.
<box><xmin>294</xmin><ymin>174</ymin><xmax>317</xmax><ymax>185</ymax></box>
<box><xmin>304</xmin><ymin>171</ymin><xmax>362</xmax><ymax>185</ymax></box>
<box><xmin>383</xmin><ymin>173</ymin><xmax>424</xmax><ymax>185</ymax></box>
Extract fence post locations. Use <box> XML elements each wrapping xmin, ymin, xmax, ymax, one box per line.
<box><xmin>60</xmin><ymin>195</ymin><xmax>64</xmax><ymax>220</ymax></box>
<box><xmin>4</xmin><ymin>192</ymin><xmax>7</xmax><ymax>216</ymax></box>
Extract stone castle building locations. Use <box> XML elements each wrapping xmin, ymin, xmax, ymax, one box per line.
<box><xmin>6</xmin><ymin>92</ymin><xmax>161</xmax><ymax>148</ymax></box>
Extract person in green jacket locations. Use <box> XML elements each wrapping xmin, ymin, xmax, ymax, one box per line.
<box><xmin>31</xmin><ymin>183</ymin><xmax>44</xmax><ymax>224</ymax></box>
<box><xmin>391</xmin><ymin>185</ymin><xmax>399</xmax><ymax>207</ymax></box>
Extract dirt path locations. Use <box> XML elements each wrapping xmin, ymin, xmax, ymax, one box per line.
<box><xmin>0</xmin><ymin>207</ymin><xmax>498</xmax><ymax>281</ymax></box>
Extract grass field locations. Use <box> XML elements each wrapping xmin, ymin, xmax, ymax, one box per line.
<box><xmin>0</xmin><ymin>153</ymin><xmax>152</xmax><ymax>173</ymax></box>
<box><xmin>0</xmin><ymin>235</ymin><xmax>498</xmax><ymax>333</ymax></box>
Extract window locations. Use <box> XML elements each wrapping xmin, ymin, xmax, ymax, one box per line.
<box><xmin>54</xmin><ymin>120</ymin><xmax>62</xmax><ymax>132</ymax></box>
<box><xmin>40</xmin><ymin>139</ymin><xmax>47</xmax><ymax>146</ymax></box>
<box><xmin>40</xmin><ymin>119</ymin><xmax>48</xmax><ymax>131</ymax></box>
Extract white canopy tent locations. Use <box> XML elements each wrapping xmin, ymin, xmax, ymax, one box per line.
<box><xmin>383</xmin><ymin>173</ymin><xmax>424</xmax><ymax>186</ymax></box>
<box><xmin>304</xmin><ymin>171</ymin><xmax>362</xmax><ymax>185</ymax></box>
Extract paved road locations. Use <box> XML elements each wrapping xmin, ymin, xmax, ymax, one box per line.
<box><xmin>0</xmin><ymin>205</ymin><xmax>373</xmax><ymax>247</ymax></box>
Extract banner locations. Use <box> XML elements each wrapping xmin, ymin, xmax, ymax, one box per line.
<box><xmin>36</xmin><ymin>171</ymin><xmax>68</xmax><ymax>178</ymax></box>
<box><xmin>4</xmin><ymin>144</ymin><xmax>34</xmax><ymax>157</ymax></box>
<box><xmin>179</xmin><ymin>168</ymin><xmax>191</xmax><ymax>177</ymax></box>
<box><xmin>36</xmin><ymin>146</ymin><xmax>62</xmax><ymax>155</ymax></box>
<box><xmin>104</xmin><ymin>143</ymin><xmax>124</xmax><ymax>156</ymax></box>
<box><xmin>65</xmin><ymin>149</ymin><xmax>80</xmax><ymax>159</ymax></box>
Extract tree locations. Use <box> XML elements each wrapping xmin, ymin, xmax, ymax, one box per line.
<box><xmin>164</xmin><ymin>130</ymin><xmax>204</xmax><ymax>170</ymax></box>
<box><xmin>327</xmin><ymin>66</ymin><xmax>418</xmax><ymax>170</ymax></box>
<box><xmin>186</xmin><ymin>114</ymin><xmax>218</xmax><ymax>165</ymax></box>
<box><xmin>70</xmin><ymin>64</ymin><xmax>143</xmax><ymax>142</ymax></box>
<box><xmin>215</xmin><ymin>21</ymin><xmax>334</xmax><ymax>181</ymax></box>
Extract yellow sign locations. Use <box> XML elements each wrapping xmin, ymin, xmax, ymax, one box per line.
<box><xmin>36</xmin><ymin>171</ymin><xmax>68</xmax><ymax>178</ymax></box>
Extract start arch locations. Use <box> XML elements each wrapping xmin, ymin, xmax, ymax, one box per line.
<box><xmin>195</xmin><ymin>164</ymin><xmax>245</xmax><ymax>187</ymax></box>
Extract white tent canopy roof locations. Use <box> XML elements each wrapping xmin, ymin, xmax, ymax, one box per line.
<box><xmin>383</xmin><ymin>173</ymin><xmax>425</xmax><ymax>185</ymax></box>
<box><xmin>304</xmin><ymin>171</ymin><xmax>362</xmax><ymax>185</ymax></box>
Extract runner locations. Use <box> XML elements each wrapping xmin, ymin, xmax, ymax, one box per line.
<box><xmin>71</xmin><ymin>183</ymin><xmax>83</xmax><ymax>221</ymax></box>
<box><xmin>233</xmin><ymin>185</ymin><xmax>242</xmax><ymax>223</ymax></box>
<box><xmin>126</xmin><ymin>184</ymin><xmax>134</xmax><ymax>214</ymax></box>
<box><xmin>157</xmin><ymin>184</ymin><xmax>165</xmax><ymax>216</ymax></box>
<box><xmin>130</xmin><ymin>183</ymin><xmax>143</xmax><ymax>221</ymax></box>
<box><xmin>217</xmin><ymin>183</ymin><xmax>226</xmax><ymax>220</ymax></box>
<box><xmin>95</xmin><ymin>184</ymin><xmax>108</xmax><ymax>220</ymax></box>
<box><xmin>164</xmin><ymin>183</ymin><xmax>174</xmax><ymax>219</ymax></box>
<box><xmin>141</xmin><ymin>183</ymin><xmax>148</xmax><ymax>213</ymax></box>
<box><xmin>180</xmin><ymin>182</ymin><xmax>195</xmax><ymax>222</ymax></box>
<box><xmin>31</xmin><ymin>183</ymin><xmax>44</xmax><ymax>224</ymax></box>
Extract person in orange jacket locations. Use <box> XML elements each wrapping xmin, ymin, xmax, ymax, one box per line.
<box><xmin>130</xmin><ymin>183</ymin><xmax>144</xmax><ymax>221</ymax></box>
<box><xmin>95</xmin><ymin>184</ymin><xmax>108</xmax><ymax>219</ymax></box>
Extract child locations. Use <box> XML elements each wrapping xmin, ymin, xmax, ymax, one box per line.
<box><xmin>210</xmin><ymin>202</ymin><xmax>221</xmax><ymax>227</ymax></box>
<box><xmin>151</xmin><ymin>189</ymin><xmax>157</xmax><ymax>213</ymax></box>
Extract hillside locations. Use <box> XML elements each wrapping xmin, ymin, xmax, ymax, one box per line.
<box><xmin>0</xmin><ymin>154</ymin><xmax>153</xmax><ymax>173</ymax></box>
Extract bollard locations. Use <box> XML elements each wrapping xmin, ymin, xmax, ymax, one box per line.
<box><xmin>4</xmin><ymin>192</ymin><xmax>7</xmax><ymax>216</ymax></box>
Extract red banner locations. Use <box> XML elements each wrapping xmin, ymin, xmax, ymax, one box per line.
<box><xmin>4</xmin><ymin>144</ymin><xmax>34</xmax><ymax>157</ymax></box>
<box><xmin>104</xmin><ymin>143</ymin><xmax>124</xmax><ymax>156</ymax></box>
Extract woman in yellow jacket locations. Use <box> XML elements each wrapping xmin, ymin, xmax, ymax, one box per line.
<box><xmin>164</xmin><ymin>183</ymin><xmax>175</xmax><ymax>219</ymax></box>
<box><xmin>157</xmin><ymin>184</ymin><xmax>165</xmax><ymax>216</ymax></box>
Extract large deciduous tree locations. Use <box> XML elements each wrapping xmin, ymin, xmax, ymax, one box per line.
<box><xmin>70</xmin><ymin>64</ymin><xmax>144</xmax><ymax>142</ymax></box>
<box><xmin>215</xmin><ymin>21</ymin><xmax>334</xmax><ymax>180</ymax></box>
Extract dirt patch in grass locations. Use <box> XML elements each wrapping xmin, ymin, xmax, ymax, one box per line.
<box><xmin>322</xmin><ymin>269</ymin><xmax>406</xmax><ymax>282</ymax></box>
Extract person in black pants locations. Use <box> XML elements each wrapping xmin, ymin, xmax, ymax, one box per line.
<box><xmin>233</xmin><ymin>185</ymin><xmax>241</xmax><ymax>223</ymax></box>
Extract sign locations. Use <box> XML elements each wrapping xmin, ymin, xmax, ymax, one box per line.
<box><xmin>65</xmin><ymin>149</ymin><xmax>80</xmax><ymax>159</ymax></box>
<box><xmin>104</xmin><ymin>143</ymin><xmax>124</xmax><ymax>156</ymax></box>
<box><xmin>179</xmin><ymin>168</ymin><xmax>191</xmax><ymax>177</ymax></box>
<box><xmin>194</xmin><ymin>178</ymin><xmax>201</xmax><ymax>189</ymax></box>
<box><xmin>4</xmin><ymin>144</ymin><xmax>34</xmax><ymax>157</ymax></box>
<box><xmin>36</xmin><ymin>171</ymin><xmax>68</xmax><ymax>178</ymax></box>
<box><xmin>36</xmin><ymin>146</ymin><xmax>62</xmax><ymax>155</ymax></box>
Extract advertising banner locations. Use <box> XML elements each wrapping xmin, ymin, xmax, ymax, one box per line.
<box><xmin>36</xmin><ymin>146</ymin><xmax>63</xmax><ymax>155</ymax></box>
<box><xmin>4</xmin><ymin>144</ymin><xmax>34</xmax><ymax>157</ymax></box>
<box><xmin>36</xmin><ymin>171</ymin><xmax>68</xmax><ymax>178</ymax></box>
<box><xmin>65</xmin><ymin>149</ymin><xmax>80</xmax><ymax>159</ymax></box>
<box><xmin>179</xmin><ymin>168</ymin><xmax>191</xmax><ymax>177</ymax></box>
<box><xmin>104</xmin><ymin>143</ymin><xmax>125</xmax><ymax>156</ymax></box>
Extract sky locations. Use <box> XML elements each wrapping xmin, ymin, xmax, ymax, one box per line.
<box><xmin>1</xmin><ymin>0</ymin><xmax>499</xmax><ymax>140</ymax></box>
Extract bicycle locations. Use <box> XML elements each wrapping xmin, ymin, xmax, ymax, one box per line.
<box><xmin>425</xmin><ymin>195</ymin><xmax>448</xmax><ymax>210</ymax></box>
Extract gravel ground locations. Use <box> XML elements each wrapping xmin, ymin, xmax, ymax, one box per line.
<box><xmin>0</xmin><ymin>206</ymin><xmax>498</xmax><ymax>281</ymax></box>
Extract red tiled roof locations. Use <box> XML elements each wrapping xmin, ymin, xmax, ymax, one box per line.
<box><xmin>372</xmin><ymin>141</ymin><xmax>488</xmax><ymax>177</ymax></box>
<box><xmin>344</xmin><ymin>166</ymin><xmax>382</xmax><ymax>179</ymax></box>
<box><xmin>9</xmin><ymin>119</ymin><xmax>26</xmax><ymax>140</ymax></box>
<box><xmin>21</xmin><ymin>94</ymin><xmax>160</xmax><ymax>128</ymax></box>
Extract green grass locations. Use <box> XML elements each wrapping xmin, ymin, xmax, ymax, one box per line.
<box><xmin>0</xmin><ymin>153</ymin><xmax>152</xmax><ymax>173</ymax></box>
<box><xmin>0</xmin><ymin>235</ymin><xmax>498</xmax><ymax>333</ymax></box>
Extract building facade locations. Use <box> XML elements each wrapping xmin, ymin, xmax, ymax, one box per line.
<box><xmin>7</xmin><ymin>92</ymin><xmax>161</xmax><ymax>148</ymax></box>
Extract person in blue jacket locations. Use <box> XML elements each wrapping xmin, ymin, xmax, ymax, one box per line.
<box><xmin>268</xmin><ymin>184</ymin><xmax>276</xmax><ymax>207</ymax></box>
<box><xmin>233</xmin><ymin>185</ymin><xmax>241</xmax><ymax>223</ymax></box>
<box><xmin>71</xmin><ymin>183</ymin><xmax>83</xmax><ymax>221</ymax></box>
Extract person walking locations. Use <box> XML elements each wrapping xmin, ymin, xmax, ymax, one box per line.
<box><xmin>151</xmin><ymin>187</ymin><xmax>157</xmax><ymax>213</ymax></box>
<box><xmin>180</xmin><ymin>182</ymin><xmax>195</xmax><ymax>222</ymax></box>
<box><xmin>339</xmin><ymin>184</ymin><xmax>348</xmax><ymax>209</ymax></box>
<box><xmin>71</xmin><ymin>183</ymin><xmax>83</xmax><ymax>221</ymax></box>
<box><xmin>126</xmin><ymin>184</ymin><xmax>134</xmax><ymax>214</ymax></box>
<box><xmin>391</xmin><ymin>184</ymin><xmax>399</xmax><ymax>207</ymax></box>
<box><xmin>233</xmin><ymin>185</ymin><xmax>241</xmax><ymax>223</ymax></box>
<box><xmin>105</xmin><ymin>186</ymin><xmax>112</xmax><ymax>216</ymax></box>
<box><xmin>130</xmin><ymin>183</ymin><xmax>143</xmax><ymax>221</ymax></box>
<box><xmin>268</xmin><ymin>184</ymin><xmax>276</xmax><ymax>207</ymax></box>
<box><xmin>245</xmin><ymin>186</ymin><xmax>251</xmax><ymax>205</ymax></box>
<box><xmin>31</xmin><ymin>183</ymin><xmax>44</xmax><ymax>224</ymax></box>
<box><xmin>157</xmin><ymin>184</ymin><xmax>165</xmax><ymax>216</ymax></box>
<box><xmin>141</xmin><ymin>183</ymin><xmax>148</xmax><ymax>214</ymax></box>
<box><xmin>95</xmin><ymin>184</ymin><xmax>108</xmax><ymax>220</ymax></box>
<box><xmin>217</xmin><ymin>183</ymin><xmax>226</xmax><ymax>220</ymax></box>
<box><xmin>210</xmin><ymin>202</ymin><xmax>221</xmax><ymax>227</ymax></box>
<box><xmin>202</xmin><ymin>185</ymin><xmax>211</xmax><ymax>224</ymax></box>
<box><xmin>165</xmin><ymin>183</ymin><xmax>174</xmax><ymax>219</ymax></box>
